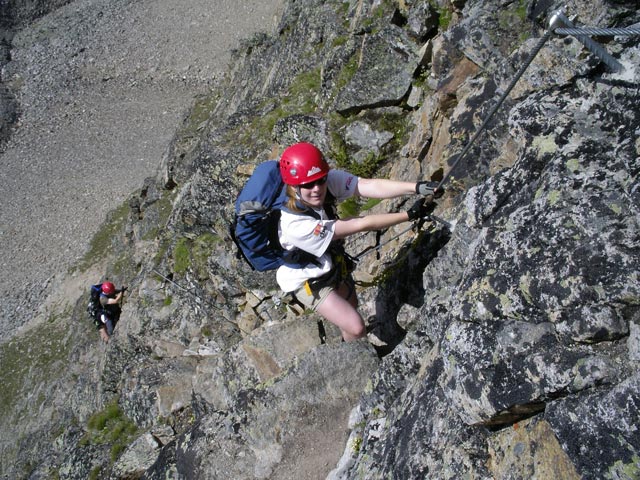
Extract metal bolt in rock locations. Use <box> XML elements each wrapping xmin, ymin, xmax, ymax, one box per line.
<box><xmin>549</xmin><ymin>9</ymin><xmax>624</xmax><ymax>73</ymax></box>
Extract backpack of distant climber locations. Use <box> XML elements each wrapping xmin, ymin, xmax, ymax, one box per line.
<box><xmin>86</xmin><ymin>283</ymin><xmax>103</xmax><ymax>327</ymax></box>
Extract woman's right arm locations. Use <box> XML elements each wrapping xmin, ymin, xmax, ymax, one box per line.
<box><xmin>331</xmin><ymin>197</ymin><xmax>434</xmax><ymax>240</ymax></box>
<box><xmin>332</xmin><ymin>212</ymin><xmax>410</xmax><ymax>240</ymax></box>
<box><xmin>356</xmin><ymin>178</ymin><xmax>416</xmax><ymax>199</ymax></box>
<box><xmin>106</xmin><ymin>292</ymin><xmax>123</xmax><ymax>305</ymax></box>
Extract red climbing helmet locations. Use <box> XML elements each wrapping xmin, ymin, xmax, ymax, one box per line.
<box><xmin>279</xmin><ymin>142</ymin><xmax>330</xmax><ymax>186</ymax></box>
<box><xmin>101</xmin><ymin>281</ymin><xmax>116</xmax><ymax>295</ymax></box>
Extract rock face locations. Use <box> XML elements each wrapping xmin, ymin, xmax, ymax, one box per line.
<box><xmin>1</xmin><ymin>0</ymin><xmax>639</xmax><ymax>479</ymax></box>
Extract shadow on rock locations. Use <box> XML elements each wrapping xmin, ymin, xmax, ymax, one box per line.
<box><xmin>368</xmin><ymin>226</ymin><xmax>451</xmax><ymax>356</ymax></box>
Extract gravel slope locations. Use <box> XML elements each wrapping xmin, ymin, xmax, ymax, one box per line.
<box><xmin>0</xmin><ymin>0</ymin><xmax>285</xmax><ymax>338</ymax></box>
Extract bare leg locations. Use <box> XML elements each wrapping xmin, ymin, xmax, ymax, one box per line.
<box><xmin>99</xmin><ymin>328</ymin><xmax>110</xmax><ymax>342</ymax></box>
<box><xmin>316</xmin><ymin>286</ymin><xmax>365</xmax><ymax>341</ymax></box>
<box><xmin>337</xmin><ymin>278</ymin><xmax>358</xmax><ymax>309</ymax></box>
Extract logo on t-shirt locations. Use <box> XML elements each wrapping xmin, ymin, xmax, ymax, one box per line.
<box><xmin>345</xmin><ymin>176</ymin><xmax>354</xmax><ymax>190</ymax></box>
<box><xmin>313</xmin><ymin>223</ymin><xmax>326</xmax><ymax>238</ymax></box>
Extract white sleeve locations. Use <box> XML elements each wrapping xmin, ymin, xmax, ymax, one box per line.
<box><xmin>279</xmin><ymin>211</ymin><xmax>336</xmax><ymax>257</ymax></box>
<box><xmin>327</xmin><ymin>169</ymin><xmax>358</xmax><ymax>201</ymax></box>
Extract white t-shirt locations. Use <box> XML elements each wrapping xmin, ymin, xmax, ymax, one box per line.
<box><xmin>276</xmin><ymin>169</ymin><xmax>358</xmax><ymax>292</ymax></box>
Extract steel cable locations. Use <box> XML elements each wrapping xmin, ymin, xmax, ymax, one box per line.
<box><xmin>353</xmin><ymin>16</ymin><xmax>638</xmax><ymax>259</ymax></box>
<box><xmin>435</xmin><ymin>29</ymin><xmax>555</xmax><ymax>190</ymax></box>
<box><xmin>554</xmin><ymin>26</ymin><xmax>640</xmax><ymax>37</ymax></box>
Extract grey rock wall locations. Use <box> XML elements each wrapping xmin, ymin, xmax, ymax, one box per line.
<box><xmin>1</xmin><ymin>0</ymin><xmax>639</xmax><ymax>479</ymax></box>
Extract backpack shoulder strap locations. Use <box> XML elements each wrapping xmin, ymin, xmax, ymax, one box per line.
<box><xmin>281</xmin><ymin>202</ymin><xmax>322</xmax><ymax>221</ymax></box>
<box><xmin>323</xmin><ymin>191</ymin><xmax>338</xmax><ymax>220</ymax></box>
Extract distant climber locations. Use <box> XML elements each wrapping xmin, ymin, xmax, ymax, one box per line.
<box><xmin>88</xmin><ymin>281</ymin><xmax>127</xmax><ymax>342</ymax></box>
<box><xmin>275</xmin><ymin>142</ymin><xmax>442</xmax><ymax>342</ymax></box>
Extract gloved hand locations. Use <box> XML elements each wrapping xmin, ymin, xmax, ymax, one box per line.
<box><xmin>406</xmin><ymin>198</ymin><xmax>436</xmax><ymax>220</ymax></box>
<box><xmin>416</xmin><ymin>181</ymin><xmax>444</xmax><ymax>199</ymax></box>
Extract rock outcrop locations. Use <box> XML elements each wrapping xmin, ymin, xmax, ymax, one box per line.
<box><xmin>1</xmin><ymin>0</ymin><xmax>639</xmax><ymax>479</ymax></box>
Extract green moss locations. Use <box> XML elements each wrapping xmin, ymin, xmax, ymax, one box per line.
<box><xmin>75</xmin><ymin>200</ymin><xmax>130</xmax><ymax>272</ymax></box>
<box><xmin>333</xmin><ymin>54</ymin><xmax>359</xmax><ymax>94</ymax></box>
<box><xmin>84</xmin><ymin>399</ymin><xmax>139</xmax><ymax>463</ymax></box>
<box><xmin>548</xmin><ymin>190</ymin><xmax>561</xmax><ymax>206</ymax></box>
<box><xmin>361</xmin><ymin>0</ymin><xmax>394</xmax><ymax>30</ymax></box>
<box><xmin>362</xmin><ymin>198</ymin><xmax>383</xmax><ymax>212</ymax></box>
<box><xmin>192</xmin><ymin>232</ymin><xmax>221</xmax><ymax>280</ymax></box>
<box><xmin>377</xmin><ymin>112</ymin><xmax>409</xmax><ymax>144</ymax></box>
<box><xmin>230</xmin><ymin>67</ymin><xmax>322</xmax><ymax>146</ymax></box>
<box><xmin>173</xmin><ymin>237</ymin><xmax>191</xmax><ymax>275</ymax></box>
<box><xmin>338</xmin><ymin>198</ymin><xmax>360</xmax><ymax>218</ymax></box>
<box><xmin>609</xmin><ymin>203</ymin><xmax>622</xmax><ymax>215</ymax></box>
<box><xmin>329</xmin><ymin>111</ymin><xmax>409</xmax><ymax>181</ymax></box>
<box><xmin>331</xmin><ymin>35</ymin><xmax>349</xmax><ymax>48</ymax></box>
<box><xmin>434</xmin><ymin>3</ymin><xmax>453</xmax><ymax>29</ymax></box>
<box><xmin>173</xmin><ymin>233</ymin><xmax>221</xmax><ymax>278</ymax></box>
<box><xmin>566</xmin><ymin>157</ymin><xmax>582</xmax><ymax>173</ymax></box>
<box><xmin>338</xmin><ymin>193</ymin><xmax>382</xmax><ymax>219</ymax></box>
<box><xmin>0</xmin><ymin>312</ymin><xmax>73</xmax><ymax>421</ymax></box>
<box><xmin>351</xmin><ymin>435</ymin><xmax>363</xmax><ymax>453</ymax></box>
<box><xmin>357</xmin><ymin>152</ymin><xmax>385</xmax><ymax>178</ymax></box>
<box><xmin>606</xmin><ymin>455</ymin><xmax>640</xmax><ymax>479</ymax></box>
<box><xmin>188</xmin><ymin>93</ymin><xmax>220</xmax><ymax>132</ymax></box>
<box><xmin>201</xmin><ymin>325</ymin><xmax>213</xmax><ymax>338</ymax></box>
<box><xmin>143</xmin><ymin>190</ymin><xmax>177</xmax><ymax>242</ymax></box>
<box><xmin>112</xmin><ymin>251</ymin><xmax>138</xmax><ymax>279</ymax></box>
<box><xmin>519</xmin><ymin>273</ymin><xmax>534</xmax><ymax>305</ymax></box>
<box><xmin>329</xmin><ymin>129</ymin><xmax>350</xmax><ymax>170</ymax></box>
<box><xmin>329</xmin><ymin>129</ymin><xmax>383</xmax><ymax>178</ymax></box>
<box><xmin>498</xmin><ymin>0</ymin><xmax>527</xmax><ymax>30</ymax></box>
<box><xmin>153</xmin><ymin>237</ymin><xmax>172</xmax><ymax>267</ymax></box>
<box><xmin>88</xmin><ymin>466</ymin><xmax>102</xmax><ymax>480</ymax></box>
<box><xmin>87</xmin><ymin>402</ymin><xmax>120</xmax><ymax>432</ymax></box>
<box><xmin>497</xmin><ymin>0</ymin><xmax>530</xmax><ymax>43</ymax></box>
<box><xmin>516</xmin><ymin>0</ymin><xmax>528</xmax><ymax>21</ymax></box>
<box><xmin>169</xmin><ymin>91</ymin><xmax>221</xmax><ymax>159</ymax></box>
<box><xmin>289</xmin><ymin>68</ymin><xmax>322</xmax><ymax>108</ymax></box>
<box><xmin>336</xmin><ymin>1</ymin><xmax>350</xmax><ymax>17</ymax></box>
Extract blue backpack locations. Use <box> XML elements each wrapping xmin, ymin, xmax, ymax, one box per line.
<box><xmin>87</xmin><ymin>283</ymin><xmax>104</xmax><ymax>325</ymax></box>
<box><xmin>231</xmin><ymin>161</ymin><xmax>319</xmax><ymax>271</ymax></box>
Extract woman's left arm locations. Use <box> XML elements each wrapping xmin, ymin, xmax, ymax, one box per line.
<box><xmin>356</xmin><ymin>178</ymin><xmax>416</xmax><ymax>199</ymax></box>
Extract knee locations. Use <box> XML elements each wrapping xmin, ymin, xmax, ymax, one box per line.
<box><xmin>343</xmin><ymin>318</ymin><xmax>366</xmax><ymax>341</ymax></box>
<box><xmin>351</xmin><ymin>323</ymin><xmax>366</xmax><ymax>339</ymax></box>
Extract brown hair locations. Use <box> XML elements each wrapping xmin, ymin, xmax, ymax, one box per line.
<box><xmin>285</xmin><ymin>185</ymin><xmax>306</xmax><ymax>213</ymax></box>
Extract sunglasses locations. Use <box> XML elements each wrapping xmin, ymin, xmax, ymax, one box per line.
<box><xmin>299</xmin><ymin>175</ymin><xmax>328</xmax><ymax>189</ymax></box>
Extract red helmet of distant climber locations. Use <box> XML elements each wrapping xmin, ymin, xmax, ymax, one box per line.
<box><xmin>101</xmin><ymin>282</ymin><xmax>116</xmax><ymax>295</ymax></box>
<box><xmin>279</xmin><ymin>142</ymin><xmax>330</xmax><ymax>186</ymax></box>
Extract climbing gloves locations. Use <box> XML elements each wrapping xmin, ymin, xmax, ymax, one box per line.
<box><xmin>406</xmin><ymin>198</ymin><xmax>436</xmax><ymax>220</ymax></box>
<box><xmin>407</xmin><ymin>181</ymin><xmax>443</xmax><ymax>220</ymax></box>
<box><xmin>416</xmin><ymin>180</ymin><xmax>444</xmax><ymax>198</ymax></box>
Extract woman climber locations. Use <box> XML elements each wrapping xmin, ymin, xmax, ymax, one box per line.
<box><xmin>277</xmin><ymin>142</ymin><xmax>440</xmax><ymax>341</ymax></box>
